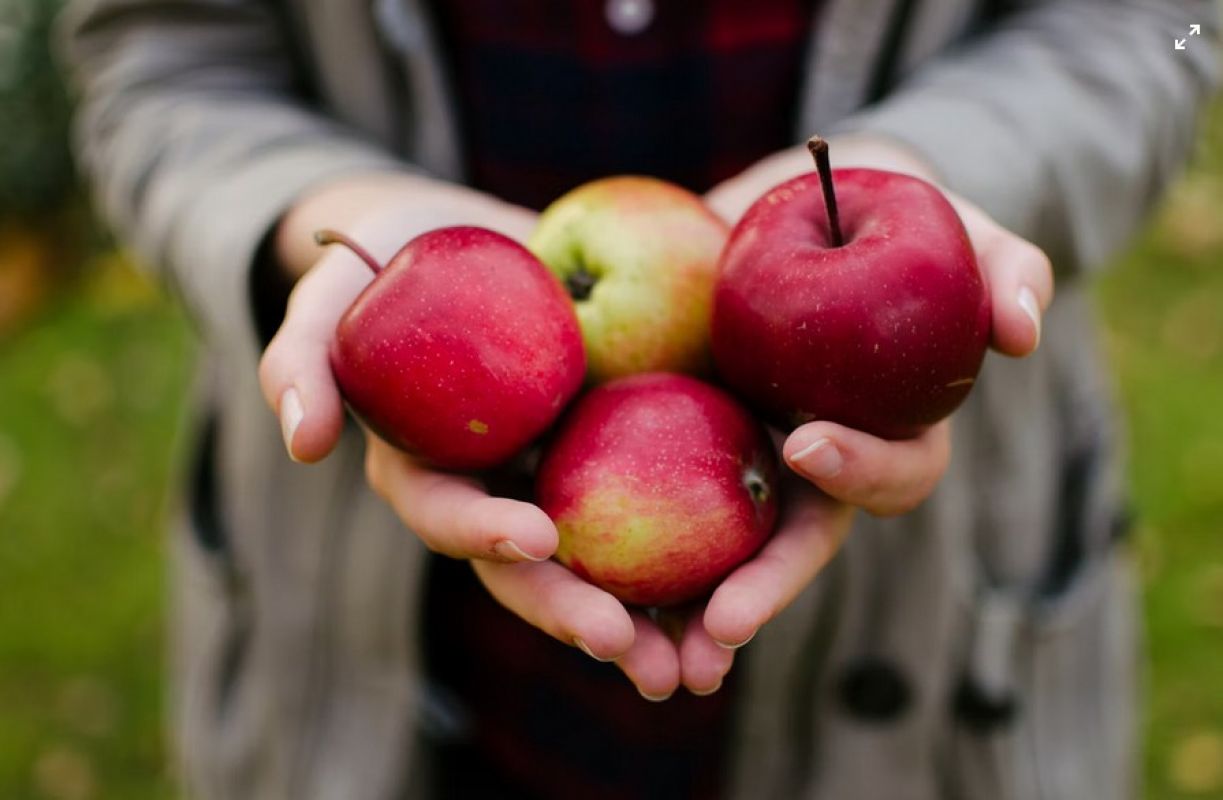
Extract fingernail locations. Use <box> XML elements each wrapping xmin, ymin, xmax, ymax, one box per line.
<box><xmin>690</xmin><ymin>680</ymin><xmax>723</xmax><ymax>697</ymax></box>
<box><xmin>639</xmin><ymin>689</ymin><xmax>673</xmax><ymax>703</ymax></box>
<box><xmin>573</xmin><ymin>637</ymin><xmax>614</xmax><ymax>663</ymax></box>
<box><xmin>280</xmin><ymin>387</ymin><xmax>304</xmax><ymax>461</ymax></box>
<box><xmin>788</xmin><ymin>437</ymin><xmax>842</xmax><ymax>479</ymax></box>
<box><xmin>1018</xmin><ymin>286</ymin><xmax>1041</xmax><ymax>350</ymax></box>
<box><xmin>493</xmin><ymin>540</ymin><xmax>546</xmax><ymax>563</ymax></box>
<box><xmin>715</xmin><ymin>629</ymin><xmax>757</xmax><ymax>650</ymax></box>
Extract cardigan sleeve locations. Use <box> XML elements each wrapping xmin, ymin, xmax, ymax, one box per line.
<box><xmin>58</xmin><ymin>0</ymin><xmax>413</xmax><ymax>353</ymax></box>
<box><xmin>832</xmin><ymin>0</ymin><xmax>1221</xmax><ymax>275</ymax></box>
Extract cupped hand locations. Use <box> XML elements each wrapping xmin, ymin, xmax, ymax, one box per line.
<box><xmin>257</xmin><ymin>173</ymin><xmax>639</xmax><ymax>691</ymax></box>
<box><xmin>588</xmin><ymin>134</ymin><xmax>1057</xmax><ymax>698</ymax></box>
<box><xmin>258</xmin><ymin>174</ymin><xmax>559</xmax><ymax>562</ymax></box>
<box><xmin>705</xmin><ymin>134</ymin><xmax>1053</xmax><ymax>513</ymax></box>
<box><xmin>259</xmin><ymin>172</ymin><xmax>537</xmax><ymax>463</ymax></box>
<box><xmin>473</xmin><ymin>469</ymin><xmax>853</xmax><ymax>700</ymax></box>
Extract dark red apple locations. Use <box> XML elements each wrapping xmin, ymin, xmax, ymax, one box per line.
<box><xmin>712</xmin><ymin>138</ymin><xmax>991</xmax><ymax>439</ymax></box>
<box><xmin>536</xmin><ymin>373</ymin><xmax>779</xmax><ymax>607</ymax></box>
<box><xmin>325</xmin><ymin>226</ymin><xmax>585</xmax><ymax>470</ymax></box>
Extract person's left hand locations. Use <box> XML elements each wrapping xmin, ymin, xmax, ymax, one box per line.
<box><xmin>473</xmin><ymin>465</ymin><xmax>857</xmax><ymax>699</ymax></box>
<box><xmin>607</xmin><ymin>133</ymin><xmax>1051</xmax><ymax>697</ymax></box>
<box><xmin>704</xmin><ymin>134</ymin><xmax>1051</xmax><ymax>510</ymax></box>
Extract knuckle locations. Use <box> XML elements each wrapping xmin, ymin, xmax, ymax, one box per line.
<box><xmin>867</xmin><ymin>467</ymin><xmax>938</xmax><ymax>518</ymax></box>
<box><xmin>257</xmin><ymin>343</ymin><xmax>281</xmax><ymax>392</ymax></box>
<box><xmin>855</xmin><ymin>472</ymin><xmax>890</xmax><ymax>509</ymax></box>
<box><xmin>859</xmin><ymin>474</ymin><xmax>910</xmax><ymax>517</ymax></box>
<box><xmin>363</xmin><ymin>447</ymin><xmax>385</xmax><ymax>491</ymax></box>
<box><xmin>1031</xmin><ymin>243</ymin><xmax>1052</xmax><ymax>270</ymax></box>
<box><xmin>1015</xmin><ymin>241</ymin><xmax>1054</xmax><ymax>291</ymax></box>
<box><xmin>284</xmin><ymin>275</ymin><xmax>314</xmax><ymax>315</ymax></box>
<box><xmin>871</xmin><ymin>495</ymin><xmax>921</xmax><ymax>518</ymax></box>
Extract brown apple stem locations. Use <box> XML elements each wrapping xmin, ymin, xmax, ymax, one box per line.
<box><xmin>314</xmin><ymin>229</ymin><xmax>382</xmax><ymax>274</ymax></box>
<box><xmin>807</xmin><ymin>136</ymin><xmax>844</xmax><ymax>247</ymax></box>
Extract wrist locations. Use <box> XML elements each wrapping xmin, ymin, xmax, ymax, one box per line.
<box><xmin>274</xmin><ymin>172</ymin><xmax>426</xmax><ymax>279</ymax></box>
<box><xmin>824</xmin><ymin>133</ymin><xmax>940</xmax><ymax>184</ymax></box>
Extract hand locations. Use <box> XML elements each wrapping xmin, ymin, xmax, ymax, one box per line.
<box><xmin>259</xmin><ymin>172</ymin><xmax>537</xmax><ymax>462</ymax></box>
<box><xmin>363</xmin><ymin>421</ymin><xmax>855</xmax><ymax>700</ymax></box>
<box><xmin>256</xmin><ymin>174</ymin><xmax>637</xmax><ymax>691</ymax></box>
<box><xmin>706</xmin><ymin>134</ymin><xmax>1054</xmax><ymax>515</ymax></box>
<box><xmin>472</xmin><ymin>468</ymin><xmax>853</xmax><ymax>700</ymax></box>
<box><xmin>611</xmin><ymin>135</ymin><xmax>1056</xmax><ymax>700</ymax></box>
<box><xmin>259</xmin><ymin>175</ymin><xmax>558</xmax><ymax>563</ymax></box>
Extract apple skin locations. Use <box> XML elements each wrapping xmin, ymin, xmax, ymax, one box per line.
<box><xmin>330</xmin><ymin>226</ymin><xmax>585</xmax><ymax>470</ymax></box>
<box><xmin>712</xmin><ymin>169</ymin><xmax>991</xmax><ymax>439</ymax></box>
<box><xmin>528</xmin><ymin>176</ymin><xmax>729</xmax><ymax>384</ymax></box>
<box><xmin>536</xmin><ymin>373</ymin><xmax>779</xmax><ymax>607</ymax></box>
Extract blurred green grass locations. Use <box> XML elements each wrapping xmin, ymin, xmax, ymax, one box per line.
<box><xmin>1097</xmin><ymin>97</ymin><xmax>1223</xmax><ymax>799</ymax></box>
<box><xmin>0</xmin><ymin>105</ymin><xmax>1220</xmax><ymax>799</ymax></box>
<box><xmin>0</xmin><ymin>252</ymin><xmax>193</xmax><ymax>800</ymax></box>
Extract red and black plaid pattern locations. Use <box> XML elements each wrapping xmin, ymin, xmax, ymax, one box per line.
<box><xmin>422</xmin><ymin>556</ymin><xmax>737</xmax><ymax>800</ymax></box>
<box><xmin>429</xmin><ymin>0</ymin><xmax>820</xmax><ymax>210</ymax></box>
<box><xmin>420</xmin><ymin>3</ymin><xmax>818</xmax><ymax>797</ymax></box>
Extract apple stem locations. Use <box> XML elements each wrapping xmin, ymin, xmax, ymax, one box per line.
<box><xmin>565</xmin><ymin>263</ymin><xmax>598</xmax><ymax>301</ymax></box>
<box><xmin>314</xmin><ymin>229</ymin><xmax>382</xmax><ymax>274</ymax></box>
<box><xmin>807</xmin><ymin>136</ymin><xmax>844</xmax><ymax>247</ymax></box>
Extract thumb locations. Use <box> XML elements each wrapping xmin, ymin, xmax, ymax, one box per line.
<box><xmin>258</xmin><ymin>250</ymin><xmax>373</xmax><ymax>462</ymax></box>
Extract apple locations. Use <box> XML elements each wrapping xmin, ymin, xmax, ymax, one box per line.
<box><xmin>712</xmin><ymin>137</ymin><xmax>990</xmax><ymax>439</ymax></box>
<box><xmin>529</xmin><ymin>176</ymin><xmax>729</xmax><ymax>383</ymax></box>
<box><xmin>324</xmin><ymin>226</ymin><xmax>585</xmax><ymax>470</ymax></box>
<box><xmin>536</xmin><ymin>373</ymin><xmax>779</xmax><ymax>607</ymax></box>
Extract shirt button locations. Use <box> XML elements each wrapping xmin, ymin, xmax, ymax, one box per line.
<box><xmin>839</xmin><ymin>658</ymin><xmax>912</xmax><ymax>723</ymax></box>
<box><xmin>953</xmin><ymin>674</ymin><xmax>1020</xmax><ymax>734</ymax></box>
<box><xmin>605</xmin><ymin>0</ymin><xmax>654</xmax><ymax>36</ymax></box>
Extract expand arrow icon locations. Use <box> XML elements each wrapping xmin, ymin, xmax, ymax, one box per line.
<box><xmin>1175</xmin><ymin>38</ymin><xmax>1187</xmax><ymax>50</ymax></box>
<box><xmin>1190</xmin><ymin>24</ymin><xmax>1201</xmax><ymax>36</ymax></box>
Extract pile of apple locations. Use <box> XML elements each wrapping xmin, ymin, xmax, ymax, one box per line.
<box><xmin>326</xmin><ymin>138</ymin><xmax>990</xmax><ymax>608</ymax></box>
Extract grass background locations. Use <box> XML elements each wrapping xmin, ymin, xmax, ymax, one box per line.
<box><xmin>0</xmin><ymin>99</ymin><xmax>1220</xmax><ymax>800</ymax></box>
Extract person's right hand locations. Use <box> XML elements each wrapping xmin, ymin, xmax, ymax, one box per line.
<box><xmin>259</xmin><ymin>172</ymin><xmax>538</xmax><ymax>463</ymax></box>
<box><xmin>259</xmin><ymin>173</ymin><xmax>565</xmax><ymax>561</ymax></box>
<box><xmin>257</xmin><ymin>173</ymin><xmax>639</xmax><ymax>680</ymax></box>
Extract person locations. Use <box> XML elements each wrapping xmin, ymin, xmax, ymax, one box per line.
<box><xmin>59</xmin><ymin>0</ymin><xmax>1217</xmax><ymax>797</ymax></box>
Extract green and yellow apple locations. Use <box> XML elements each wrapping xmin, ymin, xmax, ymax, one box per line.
<box><xmin>529</xmin><ymin>177</ymin><xmax>729</xmax><ymax>384</ymax></box>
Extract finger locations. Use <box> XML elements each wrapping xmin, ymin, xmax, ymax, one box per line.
<box><xmin>704</xmin><ymin>180</ymin><xmax>756</xmax><ymax>226</ymax></box>
<box><xmin>953</xmin><ymin>203</ymin><xmax>1054</xmax><ymax>358</ymax></box>
<box><xmin>679</xmin><ymin>612</ymin><xmax>735</xmax><ymax>696</ymax></box>
<box><xmin>981</xmin><ymin>233</ymin><xmax>1053</xmax><ymax>356</ymax></box>
<box><xmin>704</xmin><ymin>490</ymin><xmax>853</xmax><ymax>649</ymax></box>
<box><xmin>782</xmin><ymin>420</ymin><xmax>951</xmax><ymax>516</ymax></box>
<box><xmin>615</xmin><ymin>612</ymin><xmax>683</xmax><ymax>702</ymax></box>
<box><xmin>704</xmin><ymin>145</ymin><xmax>813</xmax><ymax>225</ymax></box>
<box><xmin>472</xmin><ymin>559</ymin><xmax>636</xmax><ymax>661</ymax></box>
<box><xmin>365</xmin><ymin>435</ymin><xmax>558</xmax><ymax>561</ymax></box>
<box><xmin>651</xmin><ymin>606</ymin><xmax>688</xmax><ymax>646</ymax></box>
<box><xmin>258</xmin><ymin>252</ymin><xmax>371</xmax><ymax>462</ymax></box>
<box><xmin>484</xmin><ymin>203</ymin><xmax>540</xmax><ymax>244</ymax></box>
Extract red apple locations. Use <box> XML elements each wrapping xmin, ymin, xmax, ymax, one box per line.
<box><xmin>536</xmin><ymin>373</ymin><xmax>779</xmax><ymax>607</ymax></box>
<box><xmin>712</xmin><ymin>138</ymin><xmax>990</xmax><ymax>439</ymax></box>
<box><xmin>326</xmin><ymin>226</ymin><xmax>585</xmax><ymax>470</ymax></box>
